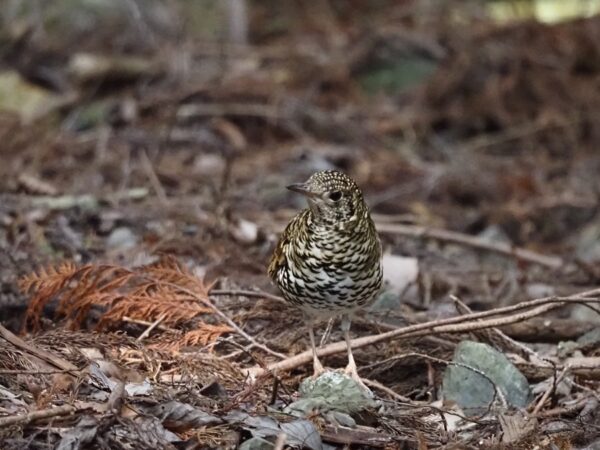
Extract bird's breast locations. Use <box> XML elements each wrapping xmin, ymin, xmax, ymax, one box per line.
<box><xmin>274</xmin><ymin>228</ymin><xmax>382</xmax><ymax>315</ymax></box>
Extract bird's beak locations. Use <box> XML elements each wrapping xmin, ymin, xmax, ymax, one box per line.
<box><xmin>286</xmin><ymin>182</ymin><xmax>318</xmax><ymax>198</ymax></box>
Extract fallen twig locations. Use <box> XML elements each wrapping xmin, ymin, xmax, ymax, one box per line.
<box><xmin>451</xmin><ymin>295</ymin><xmax>551</xmax><ymax>366</ymax></box>
<box><xmin>122</xmin><ymin>316</ymin><xmax>173</xmax><ymax>333</ymax></box>
<box><xmin>531</xmin><ymin>366</ymin><xmax>569</xmax><ymax>416</ymax></box>
<box><xmin>27</xmin><ymin>188</ymin><xmax>149</xmax><ymax>211</ymax></box>
<box><xmin>363</xmin><ymin>352</ymin><xmax>507</xmax><ymax>412</ymax></box>
<box><xmin>160</xmin><ymin>281</ymin><xmax>287</xmax><ymax>359</ymax></box>
<box><xmin>0</xmin><ymin>405</ymin><xmax>77</xmax><ymax>427</ymax></box>
<box><xmin>139</xmin><ymin>149</ymin><xmax>168</xmax><ymax>206</ymax></box>
<box><xmin>248</xmin><ymin>289</ymin><xmax>600</xmax><ymax>375</ymax></box>
<box><xmin>362</xmin><ymin>378</ymin><xmax>412</xmax><ymax>402</ymax></box>
<box><xmin>136</xmin><ymin>312</ymin><xmax>169</xmax><ymax>341</ymax></box>
<box><xmin>177</xmin><ymin>103</ymin><xmax>280</xmax><ymax>120</ymax></box>
<box><xmin>0</xmin><ymin>369</ymin><xmax>82</xmax><ymax>375</ymax></box>
<box><xmin>375</xmin><ymin>223</ymin><xmax>564</xmax><ymax>269</ymax></box>
<box><xmin>0</xmin><ymin>324</ymin><xmax>78</xmax><ymax>373</ymax></box>
<box><xmin>271</xmin><ymin>219</ymin><xmax>564</xmax><ymax>268</ymax></box>
<box><xmin>321</xmin><ymin>424</ymin><xmax>395</xmax><ymax>448</ymax></box>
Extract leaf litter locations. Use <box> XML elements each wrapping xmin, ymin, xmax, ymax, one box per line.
<box><xmin>1</xmin><ymin>1</ymin><xmax>600</xmax><ymax>449</ymax></box>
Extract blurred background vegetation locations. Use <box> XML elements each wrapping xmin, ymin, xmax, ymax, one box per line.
<box><xmin>1</xmin><ymin>0</ymin><xmax>599</xmax><ymax>253</ymax></box>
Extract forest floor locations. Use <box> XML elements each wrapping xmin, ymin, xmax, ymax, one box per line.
<box><xmin>0</xmin><ymin>3</ymin><xmax>599</xmax><ymax>449</ymax></box>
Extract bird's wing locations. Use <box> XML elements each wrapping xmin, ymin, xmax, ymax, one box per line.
<box><xmin>267</xmin><ymin>210</ymin><xmax>305</xmax><ymax>281</ymax></box>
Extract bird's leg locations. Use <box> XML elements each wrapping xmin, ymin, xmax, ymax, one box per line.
<box><xmin>341</xmin><ymin>315</ymin><xmax>369</xmax><ymax>390</ymax></box>
<box><xmin>308</xmin><ymin>323</ymin><xmax>325</xmax><ymax>377</ymax></box>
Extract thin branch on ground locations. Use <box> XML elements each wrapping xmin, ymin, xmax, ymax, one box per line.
<box><xmin>531</xmin><ymin>366</ymin><xmax>569</xmax><ymax>416</ymax></box>
<box><xmin>375</xmin><ymin>223</ymin><xmax>564</xmax><ymax>269</ymax></box>
<box><xmin>0</xmin><ymin>405</ymin><xmax>78</xmax><ymax>428</ymax></box>
<box><xmin>536</xmin><ymin>396</ymin><xmax>591</xmax><ymax>418</ymax></box>
<box><xmin>122</xmin><ymin>316</ymin><xmax>174</xmax><ymax>333</ymax></box>
<box><xmin>136</xmin><ymin>312</ymin><xmax>168</xmax><ymax>341</ymax></box>
<box><xmin>450</xmin><ymin>295</ymin><xmax>552</xmax><ymax>366</ymax></box>
<box><xmin>247</xmin><ymin>288</ymin><xmax>600</xmax><ymax>375</ymax></box>
<box><xmin>0</xmin><ymin>369</ymin><xmax>83</xmax><ymax>375</ymax></box>
<box><xmin>362</xmin><ymin>378</ymin><xmax>412</xmax><ymax>402</ymax></box>
<box><xmin>158</xmin><ymin>281</ymin><xmax>287</xmax><ymax>359</ymax></box>
<box><xmin>271</xmin><ymin>219</ymin><xmax>564</xmax><ymax>268</ymax></box>
<box><xmin>362</xmin><ymin>352</ymin><xmax>506</xmax><ymax>412</ymax></box>
<box><xmin>0</xmin><ymin>324</ymin><xmax>78</xmax><ymax>373</ymax></box>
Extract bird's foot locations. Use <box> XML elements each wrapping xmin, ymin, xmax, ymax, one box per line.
<box><xmin>342</xmin><ymin>362</ymin><xmax>371</xmax><ymax>392</ymax></box>
<box><xmin>311</xmin><ymin>359</ymin><xmax>326</xmax><ymax>379</ymax></box>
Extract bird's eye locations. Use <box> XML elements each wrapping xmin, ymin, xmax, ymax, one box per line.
<box><xmin>329</xmin><ymin>191</ymin><xmax>342</xmax><ymax>201</ymax></box>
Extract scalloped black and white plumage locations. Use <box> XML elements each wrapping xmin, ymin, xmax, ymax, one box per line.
<box><xmin>268</xmin><ymin>170</ymin><xmax>382</xmax><ymax>383</ymax></box>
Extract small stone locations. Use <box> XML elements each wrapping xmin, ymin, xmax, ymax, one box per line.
<box><xmin>230</xmin><ymin>219</ymin><xmax>259</xmax><ymax>244</ymax></box>
<box><xmin>106</xmin><ymin>227</ymin><xmax>138</xmax><ymax>250</ymax></box>
<box><xmin>478</xmin><ymin>225</ymin><xmax>512</xmax><ymax>245</ymax></box>
<box><xmin>381</xmin><ymin>254</ymin><xmax>419</xmax><ymax>295</ymax></box>
<box><xmin>0</xmin><ymin>71</ymin><xmax>62</xmax><ymax>122</ymax></box>
<box><xmin>194</xmin><ymin>154</ymin><xmax>226</xmax><ymax>176</ymax></box>
<box><xmin>286</xmin><ymin>371</ymin><xmax>376</xmax><ymax>417</ymax></box>
<box><xmin>442</xmin><ymin>341</ymin><xmax>531</xmax><ymax>415</ymax></box>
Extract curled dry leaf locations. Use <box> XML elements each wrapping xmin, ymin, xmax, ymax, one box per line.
<box><xmin>152</xmin><ymin>324</ymin><xmax>233</xmax><ymax>352</ymax></box>
<box><xmin>143</xmin><ymin>400</ymin><xmax>223</xmax><ymax>431</ymax></box>
<box><xmin>226</xmin><ymin>411</ymin><xmax>322</xmax><ymax>450</ymax></box>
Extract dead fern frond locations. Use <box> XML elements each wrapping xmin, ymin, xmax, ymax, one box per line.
<box><xmin>18</xmin><ymin>261</ymin><xmax>81</xmax><ymax>295</ymax></box>
<box><xmin>152</xmin><ymin>324</ymin><xmax>232</xmax><ymax>352</ymax></box>
<box><xmin>20</xmin><ymin>262</ymin><xmax>94</xmax><ymax>330</ymax></box>
<box><xmin>99</xmin><ymin>296</ymin><xmax>212</xmax><ymax>329</ymax></box>
<box><xmin>142</xmin><ymin>255</ymin><xmax>210</xmax><ymax>294</ymax></box>
<box><xmin>20</xmin><ymin>257</ymin><xmax>227</xmax><ymax>350</ymax></box>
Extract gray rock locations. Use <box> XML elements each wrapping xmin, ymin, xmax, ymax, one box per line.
<box><xmin>478</xmin><ymin>225</ymin><xmax>513</xmax><ymax>245</ymax></box>
<box><xmin>285</xmin><ymin>371</ymin><xmax>376</xmax><ymax>417</ymax></box>
<box><xmin>443</xmin><ymin>341</ymin><xmax>531</xmax><ymax>415</ymax></box>
<box><xmin>106</xmin><ymin>227</ymin><xmax>138</xmax><ymax>250</ymax></box>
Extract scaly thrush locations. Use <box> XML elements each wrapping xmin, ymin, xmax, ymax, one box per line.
<box><xmin>268</xmin><ymin>170</ymin><xmax>382</xmax><ymax>383</ymax></box>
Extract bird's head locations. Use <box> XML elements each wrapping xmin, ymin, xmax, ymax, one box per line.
<box><xmin>287</xmin><ymin>170</ymin><xmax>366</xmax><ymax>226</ymax></box>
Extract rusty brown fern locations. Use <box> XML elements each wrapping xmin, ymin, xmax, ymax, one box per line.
<box><xmin>20</xmin><ymin>257</ymin><xmax>230</xmax><ymax>350</ymax></box>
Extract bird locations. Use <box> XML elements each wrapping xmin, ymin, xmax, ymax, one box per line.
<box><xmin>268</xmin><ymin>170</ymin><xmax>382</xmax><ymax>385</ymax></box>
